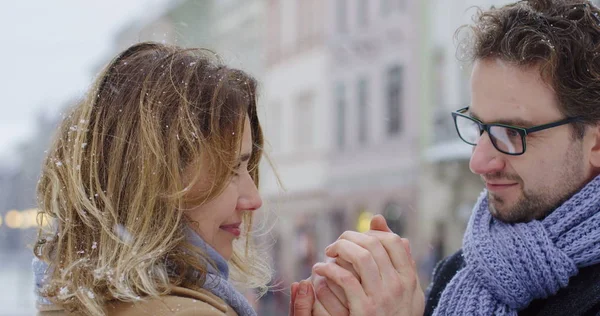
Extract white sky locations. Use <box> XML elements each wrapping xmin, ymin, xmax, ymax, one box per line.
<box><xmin>0</xmin><ymin>0</ymin><xmax>170</xmax><ymax>165</ymax></box>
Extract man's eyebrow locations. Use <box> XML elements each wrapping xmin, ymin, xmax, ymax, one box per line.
<box><xmin>469</xmin><ymin>110</ymin><xmax>536</xmax><ymax>128</ymax></box>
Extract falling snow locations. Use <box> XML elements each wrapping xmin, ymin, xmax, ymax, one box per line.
<box><xmin>86</xmin><ymin>289</ymin><xmax>95</xmax><ymax>299</ymax></box>
<box><xmin>113</xmin><ymin>224</ymin><xmax>133</xmax><ymax>245</ymax></box>
<box><xmin>59</xmin><ymin>286</ymin><xmax>69</xmax><ymax>296</ymax></box>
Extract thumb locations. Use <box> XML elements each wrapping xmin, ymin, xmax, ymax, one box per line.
<box><xmin>292</xmin><ymin>281</ymin><xmax>314</xmax><ymax>316</ymax></box>
<box><xmin>369</xmin><ymin>214</ymin><xmax>392</xmax><ymax>232</ymax></box>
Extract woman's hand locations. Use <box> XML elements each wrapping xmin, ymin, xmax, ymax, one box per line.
<box><xmin>290</xmin><ymin>280</ymin><xmax>315</xmax><ymax>315</ymax></box>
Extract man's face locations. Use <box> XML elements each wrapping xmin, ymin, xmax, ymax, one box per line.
<box><xmin>468</xmin><ymin>58</ymin><xmax>594</xmax><ymax>223</ymax></box>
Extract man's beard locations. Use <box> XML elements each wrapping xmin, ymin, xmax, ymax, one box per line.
<box><xmin>488</xmin><ymin>187</ymin><xmax>579</xmax><ymax>222</ymax></box>
<box><xmin>486</xmin><ymin>145</ymin><xmax>586</xmax><ymax>223</ymax></box>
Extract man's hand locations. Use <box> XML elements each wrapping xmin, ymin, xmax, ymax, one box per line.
<box><xmin>312</xmin><ymin>215</ymin><xmax>425</xmax><ymax>316</ymax></box>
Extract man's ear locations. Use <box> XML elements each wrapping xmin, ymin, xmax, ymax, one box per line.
<box><xmin>586</xmin><ymin>124</ymin><xmax>600</xmax><ymax>168</ymax></box>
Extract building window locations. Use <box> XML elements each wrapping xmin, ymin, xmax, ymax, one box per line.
<box><xmin>336</xmin><ymin>83</ymin><xmax>346</xmax><ymax>149</ymax></box>
<box><xmin>357</xmin><ymin>0</ymin><xmax>369</xmax><ymax>28</ymax></box>
<box><xmin>336</xmin><ymin>0</ymin><xmax>348</xmax><ymax>33</ymax></box>
<box><xmin>385</xmin><ymin>65</ymin><xmax>403</xmax><ymax>136</ymax></box>
<box><xmin>357</xmin><ymin>77</ymin><xmax>369</xmax><ymax>144</ymax></box>
<box><xmin>294</xmin><ymin>92</ymin><xmax>315</xmax><ymax>150</ymax></box>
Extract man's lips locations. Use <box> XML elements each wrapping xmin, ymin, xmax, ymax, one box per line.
<box><xmin>485</xmin><ymin>182</ymin><xmax>518</xmax><ymax>191</ymax></box>
<box><xmin>220</xmin><ymin>223</ymin><xmax>241</xmax><ymax>237</ymax></box>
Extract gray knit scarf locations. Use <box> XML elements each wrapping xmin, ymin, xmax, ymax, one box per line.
<box><xmin>433</xmin><ymin>175</ymin><xmax>600</xmax><ymax>315</ymax></box>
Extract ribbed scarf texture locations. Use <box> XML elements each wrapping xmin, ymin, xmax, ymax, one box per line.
<box><xmin>33</xmin><ymin>228</ymin><xmax>256</xmax><ymax>316</ymax></box>
<box><xmin>433</xmin><ymin>175</ymin><xmax>600</xmax><ymax>315</ymax></box>
<box><xmin>183</xmin><ymin>228</ymin><xmax>256</xmax><ymax>316</ymax></box>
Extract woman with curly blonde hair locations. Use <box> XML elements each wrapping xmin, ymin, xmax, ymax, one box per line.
<box><xmin>32</xmin><ymin>42</ymin><xmax>316</xmax><ymax>316</ymax></box>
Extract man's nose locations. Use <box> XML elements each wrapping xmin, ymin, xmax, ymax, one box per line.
<box><xmin>469</xmin><ymin>132</ymin><xmax>505</xmax><ymax>175</ymax></box>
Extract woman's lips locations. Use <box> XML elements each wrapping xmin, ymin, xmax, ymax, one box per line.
<box><xmin>220</xmin><ymin>223</ymin><xmax>241</xmax><ymax>237</ymax></box>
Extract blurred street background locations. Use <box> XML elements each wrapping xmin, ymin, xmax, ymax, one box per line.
<box><xmin>4</xmin><ymin>0</ymin><xmax>593</xmax><ymax>314</ymax></box>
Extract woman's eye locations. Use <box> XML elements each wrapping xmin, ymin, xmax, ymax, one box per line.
<box><xmin>232</xmin><ymin>164</ymin><xmax>246</xmax><ymax>176</ymax></box>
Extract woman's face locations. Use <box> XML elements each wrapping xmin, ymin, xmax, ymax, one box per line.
<box><xmin>183</xmin><ymin>116</ymin><xmax>262</xmax><ymax>260</ymax></box>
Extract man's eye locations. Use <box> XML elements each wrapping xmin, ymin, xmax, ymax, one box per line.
<box><xmin>506</xmin><ymin>129</ymin><xmax>520</xmax><ymax>138</ymax></box>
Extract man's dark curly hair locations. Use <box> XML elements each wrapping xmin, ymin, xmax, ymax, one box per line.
<box><xmin>459</xmin><ymin>0</ymin><xmax>600</xmax><ymax>137</ymax></box>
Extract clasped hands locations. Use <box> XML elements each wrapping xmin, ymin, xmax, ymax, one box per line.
<box><xmin>289</xmin><ymin>215</ymin><xmax>424</xmax><ymax>316</ymax></box>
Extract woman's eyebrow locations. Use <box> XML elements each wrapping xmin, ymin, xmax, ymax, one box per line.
<box><xmin>239</xmin><ymin>153</ymin><xmax>252</xmax><ymax>162</ymax></box>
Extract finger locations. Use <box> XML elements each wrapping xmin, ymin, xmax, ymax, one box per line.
<box><xmin>293</xmin><ymin>280</ymin><xmax>315</xmax><ymax>316</ymax></box>
<box><xmin>369</xmin><ymin>214</ymin><xmax>392</xmax><ymax>232</ymax></box>
<box><xmin>324</xmin><ymin>239</ymin><xmax>383</xmax><ymax>295</ymax></box>
<box><xmin>324</xmin><ymin>256</ymin><xmax>358</xmax><ymax>281</ymax></box>
<box><xmin>312</xmin><ymin>299</ymin><xmax>333</xmax><ymax>316</ymax></box>
<box><xmin>313</xmin><ymin>261</ymin><xmax>369</xmax><ymax>312</ymax></box>
<box><xmin>335</xmin><ymin>257</ymin><xmax>359</xmax><ymax>281</ymax></box>
<box><xmin>330</xmin><ymin>231</ymin><xmax>393</xmax><ymax>282</ymax></box>
<box><xmin>365</xmin><ymin>231</ymin><xmax>412</xmax><ymax>275</ymax></box>
<box><xmin>313</xmin><ymin>273</ymin><xmax>348</xmax><ymax>310</ymax></box>
<box><xmin>290</xmin><ymin>282</ymin><xmax>299</xmax><ymax>316</ymax></box>
<box><xmin>324</xmin><ymin>277</ymin><xmax>348</xmax><ymax>308</ymax></box>
<box><xmin>314</xmin><ymin>276</ymin><xmax>349</xmax><ymax>315</ymax></box>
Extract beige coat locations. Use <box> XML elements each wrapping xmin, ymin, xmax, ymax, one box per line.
<box><xmin>37</xmin><ymin>286</ymin><xmax>239</xmax><ymax>316</ymax></box>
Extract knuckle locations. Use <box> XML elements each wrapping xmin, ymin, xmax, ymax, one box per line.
<box><xmin>363</xmin><ymin>234</ymin><xmax>380</xmax><ymax>248</ymax></box>
<box><xmin>312</xmin><ymin>277</ymin><xmax>325</xmax><ymax>289</ymax></box>
<box><xmin>328</xmin><ymin>240</ymin><xmax>341</xmax><ymax>250</ymax></box>
<box><xmin>339</xmin><ymin>230</ymin><xmax>354</xmax><ymax>240</ymax></box>
<box><xmin>321</xmin><ymin>261</ymin><xmax>334</xmax><ymax>272</ymax></box>
<box><xmin>407</xmin><ymin>273</ymin><xmax>418</xmax><ymax>289</ymax></box>
<box><xmin>390</xmin><ymin>276</ymin><xmax>406</xmax><ymax>296</ymax></box>
<box><xmin>389</xmin><ymin>234</ymin><xmax>403</xmax><ymax>246</ymax></box>
<box><xmin>339</xmin><ymin>273</ymin><xmax>357</xmax><ymax>287</ymax></box>
<box><xmin>391</xmin><ymin>283</ymin><xmax>405</xmax><ymax>297</ymax></box>
<box><xmin>356</xmin><ymin>249</ymin><xmax>372</xmax><ymax>264</ymax></box>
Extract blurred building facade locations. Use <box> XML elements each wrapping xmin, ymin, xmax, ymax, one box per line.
<box><xmin>260</xmin><ymin>0</ymin><xmax>425</xmax><ymax>288</ymax></box>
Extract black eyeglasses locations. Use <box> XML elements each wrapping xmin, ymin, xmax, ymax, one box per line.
<box><xmin>451</xmin><ymin>107</ymin><xmax>581</xmax><ymax>155</ymax></box>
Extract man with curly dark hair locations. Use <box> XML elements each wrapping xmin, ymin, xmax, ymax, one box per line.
<box><xmin>425</xmin><ymin>0</ymin><xmax>600</xmax><ymax>315</ymax></box>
